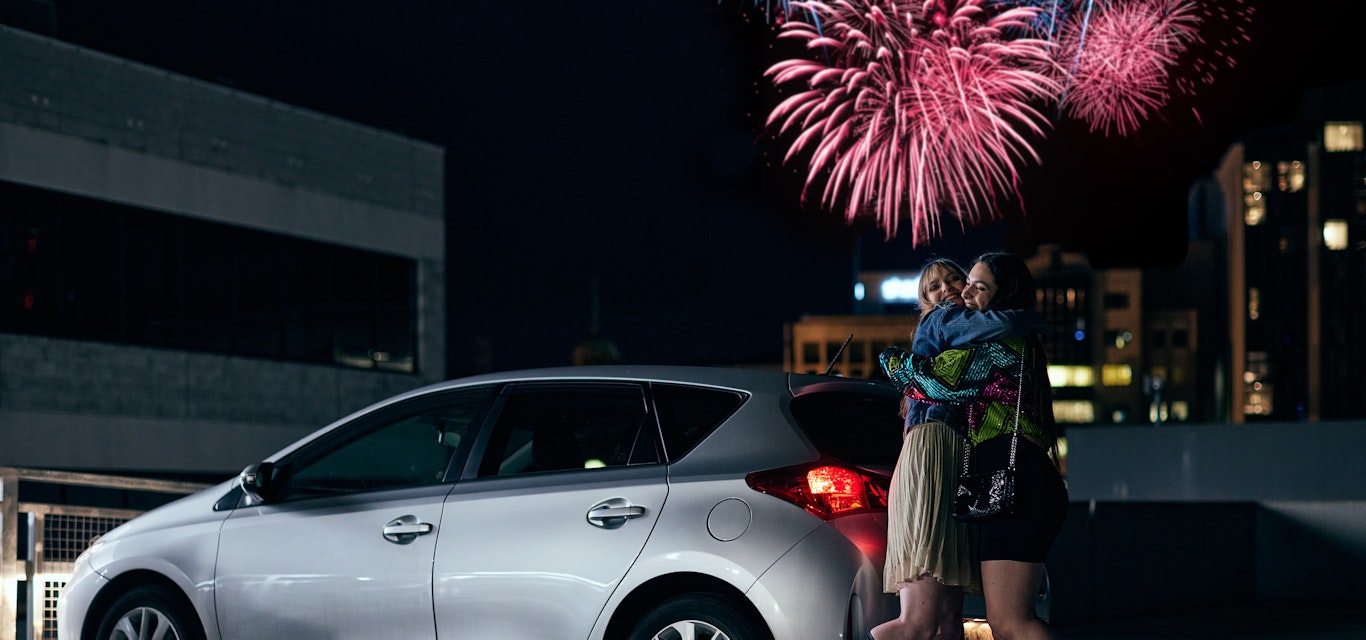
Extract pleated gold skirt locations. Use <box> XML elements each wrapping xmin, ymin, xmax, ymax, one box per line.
<box><xmin>883</xmin><ymin>420</ymin><xmax>981</xmax><ymax>594</ymax></box>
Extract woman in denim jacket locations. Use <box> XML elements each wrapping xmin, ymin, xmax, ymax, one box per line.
<box><xmin>873</xmin><ymin>258</ymin><xmax>1042</xmax><ymax>640</ymax></box>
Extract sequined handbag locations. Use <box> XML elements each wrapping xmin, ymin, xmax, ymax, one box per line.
<box><xmin>952</xmin><ymin>359</ymin><xmax>1026</xmax><ymax>522</ymax></box>
<box><xmin>952</xmin><ymin>463</ymin><xmax>1016</xmax><ymax>522</ymax></box>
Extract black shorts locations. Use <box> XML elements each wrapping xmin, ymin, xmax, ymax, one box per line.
<box><xmin>972</xmin><ymin>436</ymin><xmax>1069</xmax><ymax>563</ymax></box>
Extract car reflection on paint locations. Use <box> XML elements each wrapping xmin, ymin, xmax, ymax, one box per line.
<box><xmin>59</xmin><ymin>365</ymin><xmax>925</xmax><ymax>639</ymax></box>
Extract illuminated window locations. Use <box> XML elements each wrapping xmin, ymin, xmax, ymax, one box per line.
<box><xmin>1244</xmin><ymin>191</ymin><xmax>1265</xmax><ymax>226</ymax></box>
<box><xmin>880</xmin><ymin>276</ymin><xmax>919</xmax><ymax>303</ymax></box>
<box><xmin>1277</xmin><ymin>161</ymin><xmax>1305</xmax><ymax>192</ymax></box>
<box><xmin>1101</xmin><ymin>364</ymin><xmax>1132</xmax><ymax>386</ymax></box>
<box><xmin>1053</xmin><ymin>400</ymin><xmax>1095</xmax><ymax>424</ymax></box>
<box><xmin>1324</xmin><ymin>121</ymin><xmax>1364</xmax><ymax>152</ymax></box>
<box><xmin>1243</xmin><ymin>160</ymin><xmax>1271</xmax><ymax>191</ymax></box>
<box><xmin>1047</xmin><ymin>364</ymin><xmax>1094</xmax><ymax>387</ymax></box>
<box><xmin>1245</xmin><ymin>386</ymin><xmax>1273</xmax><ymax>415</ymax></box>
<box><xmin>1248</xmin><ymin>287</ymin><xmax>1261</xmax><ymax>321</ymax></box>
<box><xmin>1104</xmin><ymin>330</ymin><xmax>1133</xmax><ymax>348</ymax></box>
<box><xmin>1244</xmin><ymin>351</ymin><xmax>1272</xmax><ymax>415</ymax></box>
<box><xmin>1324</xmin><ymin>219</ymin><xmax>1348</xmax><ymax>250</ymax></box>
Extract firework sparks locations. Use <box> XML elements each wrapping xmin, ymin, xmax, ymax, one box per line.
<box><xmin>765</xmin><ymin>0</ymin><xmax>1061</xmax><ymax>243</ymax></box>
<box><xmin>1053</xmin><ymin>0</ymin><xmax>1204</xmax><ymax>136</ymax></box>
<box><xmin>757</xmin><ymin>0</ymin><xmax>1250</xmax><ymax>241</ymax></box>
<box><xmin>990</xmin><ymin>0</ymin><xmax>1092</xmax><ymax>41</ymax></box>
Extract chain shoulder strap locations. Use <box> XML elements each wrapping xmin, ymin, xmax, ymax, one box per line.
<box><xmin>961</xmin><ymin>350</ymin><xmax>1028</xmax><ymax>474</ymax></box>
<box><xmin>1005</xmin><ymin>353</ymin><xmax>1026</xmax><ymax>472</ymax></box>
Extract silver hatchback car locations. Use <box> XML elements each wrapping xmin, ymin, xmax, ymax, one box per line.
<box><xmin>59</xmin><ymin>365</ymin><xmax>913</xmax><ymax>639</ymax></box>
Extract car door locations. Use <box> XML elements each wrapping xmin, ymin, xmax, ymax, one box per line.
<box><xmin>214</xmin><ymin>387</ymin><xmax>492</xmax><ymax>639</ymax></box>
<box><xmin>432</xmin><ymin>382</ymin><xmax>668</xmax><ymax>639</ymax></box>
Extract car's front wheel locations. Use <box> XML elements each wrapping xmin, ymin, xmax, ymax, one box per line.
<box><xmin>95</xmin><ymin>584</ymin><xmax>204</xmax><ymax>640</ymax></box>
<box><xmin>627</xmin><ymin>593</ymin><xmax>770</xmax><ymax>640</ymax></box>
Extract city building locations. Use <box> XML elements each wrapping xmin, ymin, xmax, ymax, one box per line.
<box><xmin>784</xmin><ymin>314</ymin><xmax>911</xmax><ymax>378</ymax></box>
<box><xmin>0</xmin><ymin>24</ymin><xmax>447</xmax><ymax>480</ymax></box>
<box><xmin>1213</xmin><ymin>81</ymin><xmax>1366</xmax><ymax>422</ymax></box>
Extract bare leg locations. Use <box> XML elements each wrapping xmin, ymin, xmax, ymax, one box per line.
<box><xmin>870</xmin><ymin>576</ymin><xmax>965</xmax><ymax>640</ymax></box>
<box><xmin>980</xmin><ymin>560</ymin><xmax>1053</xmax><ymax>640</ymax></box>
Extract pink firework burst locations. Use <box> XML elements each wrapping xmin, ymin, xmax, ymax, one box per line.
<box><xmin>765</xmin><ymin>0</ymin><xmax>1062</xmax><ymax>243</ymax></box>
<box><xmin>1056</xmin><ymin>0</ymin><xmax>1203</xmax><ymax>136</ymax></box>
<box><xmin>1172</xmin><ymin>0</ymin><xmax>1253</xmax><ymax>118</ymax></box>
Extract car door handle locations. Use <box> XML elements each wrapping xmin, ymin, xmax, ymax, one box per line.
<box><xmin>586</xmin><ymin>499</ymin><xmax>647</xmax><ymax>529</ymax></box>
<box><xmin>383</xmin><ymin>516</ymin><xmax>434</xmax><ymax>544</ymax></box>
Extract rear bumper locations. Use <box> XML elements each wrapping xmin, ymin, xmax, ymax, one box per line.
<box><xmin>747</xmin><ymin>515</ymin><xmax>896</xmax><ymax>640</ymax></box>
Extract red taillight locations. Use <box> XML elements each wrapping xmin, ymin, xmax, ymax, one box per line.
<box><xmin>747</xmin><ymin>459</ymin><xmax>890</xmax><ymax>520</ymax></box>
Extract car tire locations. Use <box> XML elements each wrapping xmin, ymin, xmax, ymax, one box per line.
<box><xmin>627</xmin><ymin>592</ymin><xmax>771</xmax><ymax>640</ymax></box>
<box><xmin>95</xmin><ymin>584</ymin><xmax>204</xmax><ymax>640</ymax></box>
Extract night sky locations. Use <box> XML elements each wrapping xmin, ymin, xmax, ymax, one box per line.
<box><xmin>10</xmin><ymin>1</ymin><xmax>1362</xmax><ymax>375</ymax></box>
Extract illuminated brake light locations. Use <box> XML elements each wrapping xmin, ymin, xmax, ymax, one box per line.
<box><xmin>746</xmin><ymin>459</ymin><xmax>889</xmax><ymax>520</ymax></box>
<box><xmin>807</xmin><ymin>466</ymin><xmax>864</xmax><ymax>511</ymax></box>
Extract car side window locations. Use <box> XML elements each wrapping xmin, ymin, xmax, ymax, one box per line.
<box><xmin>276</xmin><ymin>387</ymin><xmax>492</xmax><ymax>500</ymax></box>
<box><xmin>651</xmin><ymin>383</ymin><xmax>747</xmax><ymax>462</ymax></box>
<box><xmin>478</xmin><ymin>383</ymin><xmax>653</xmax><ymax>477</ymax></box>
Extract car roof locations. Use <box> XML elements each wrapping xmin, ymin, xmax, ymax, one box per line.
<box><xmin>407</xmin><ymin>364</ymin><xmax>897</xmax><ymax>399</ymax></box>
<box><xmin>265</xmin><ymin>365</ymin><xmax>900</xmax><ymax>464</ymax></box>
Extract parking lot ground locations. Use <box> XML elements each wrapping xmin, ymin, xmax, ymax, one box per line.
<box><xmin>1049</xmin><ymin>599</ymin><xmax>1365</xmax><ymax>639</ymax></box>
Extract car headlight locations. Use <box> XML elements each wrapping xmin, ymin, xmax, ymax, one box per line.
<box><xmin>70</xmin><ymin>536</ymin><xmax>106</xmax><ymax>579</ymax></box>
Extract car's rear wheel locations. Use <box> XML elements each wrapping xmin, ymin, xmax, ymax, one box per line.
<box><xmin>627</xmin><ymin>593</ymin><xmax>770</xmax><ymax>640</ymax></box>
<box><xmin>95</xmin><ymin>584</ymin><xmax>204</xmax><ymax>640</ymax></box>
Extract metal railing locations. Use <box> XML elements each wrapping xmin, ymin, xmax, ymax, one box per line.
<box><xmin>0</xmin><ymin>467</ymin><xmax>208</xmax><ymax>640</ymax></box>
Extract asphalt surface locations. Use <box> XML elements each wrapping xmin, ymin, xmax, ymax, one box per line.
<box><xmin>1047</xmin><ymin>600</ymin><xmax>1366</xmax><ymax>639</ymax></box>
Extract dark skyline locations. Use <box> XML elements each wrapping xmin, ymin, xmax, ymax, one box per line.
<box><xmin>5</xmin><ymin>0</ymin><xmax>1360</xmax><ymax>374</ymax></box>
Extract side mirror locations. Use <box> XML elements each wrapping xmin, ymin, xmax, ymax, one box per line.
<box><xmin>238</xmin><ymin>462</ymin><xmax>277</xmax><ymax>505</ymax></box>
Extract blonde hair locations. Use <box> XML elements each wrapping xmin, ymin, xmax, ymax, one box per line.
<box><xmin>899</xmin><ymin>258</ymin><xmax>968</xmax><ymax>419</ymax></box>
<box><xmin>917</xmin><ymin>259</ymin><xmax>967</xmax><ymax>314</ymax></box>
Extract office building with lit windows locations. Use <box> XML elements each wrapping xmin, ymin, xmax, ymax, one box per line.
<box><xmin>1214</xmin><ymin>81</ymin><xmax>1366</xmax><ymax>422</ymax></box>
<box><xmin>0</xmin><ymin>25</ymin><xmax>446</xmax><ymax>478</ymax></box>
<box><xmin>1023</xmin><ymin>248</ymin><xmax>1209</xmax><ymax>427</ymax></box>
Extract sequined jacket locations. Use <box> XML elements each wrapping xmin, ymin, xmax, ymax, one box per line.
<box><xmin>882</xmin><ymin>335</ymin><xmax>1048</xmax><ymax>447</ymax></box>
<box><xmin>901</xmin><ymin>304</ymin><xmax>1042</xmax><ymax>430</ymax></box>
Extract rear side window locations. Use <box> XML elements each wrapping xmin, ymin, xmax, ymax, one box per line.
<box><xmin>651</xmin><ymin>383</ymin><xmax>746</xmax><ymax>462</ymax></box>
<box><xmin>479</xmin><ymin>383</ymin><xmax>652</xmax><ymax>477</ymax></box>
<box><xmin>791</xmin><ymin>390</ymin><xmax>902</xmax><ymax>468</ymax></box>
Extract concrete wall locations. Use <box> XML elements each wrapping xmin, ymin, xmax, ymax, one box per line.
<box><xmin>0</xmin><ymin>335</ymin><xmax>432</xmax><ymax>474</ymax></box>
<box><xmin>1050</xmin><ymin>422</ymin><xmax>1366</xmax><ymax>623</ymax></box>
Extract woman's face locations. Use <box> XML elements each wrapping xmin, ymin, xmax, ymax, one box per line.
<box><xmin>921</xmin><ymin>265</ymin><xmax>966</xmax><ymax>307</ymax></box>
<box><xmin>963</xmin><ymin>262</ymin><xmax>998</xmax><ymax>311</ymax></box>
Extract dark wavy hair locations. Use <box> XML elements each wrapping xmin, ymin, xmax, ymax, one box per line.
<box><xmin>973</xmin><ymin>251</ymin><xmax>1036</xmax><ymax>311</ymax></box>
<box><xmin>972</xmin><ymin>252</ymin><xmax>1059</xmax><ymax>458</ymax></box>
